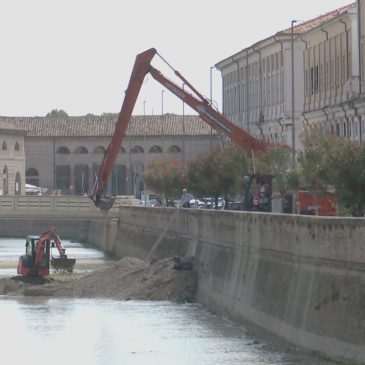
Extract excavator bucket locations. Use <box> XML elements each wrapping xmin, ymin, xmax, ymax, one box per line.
<box><xmin>51</xmin><ymin>257</ymin><xmax>76</xmax><ymax>272</ymax></box>
<box><xmin>95</xmin><ymin>194</ymin><xmax>115</xmax><ymax>211</ymax></box>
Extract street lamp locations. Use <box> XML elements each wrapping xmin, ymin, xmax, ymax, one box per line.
<box><xmin>182</xmin><ymin>83</ymin><xmax>186</xmax><ymax>163</ymax></box>
<box><xmin>143</xmin><ymin>100</ymin><xmax>147</xmax><ymax>116</ymax></box>
<box><xmin>291</xmin><ymin>20</ymin><xmax>298</xmax><ymax>169</ymax></box>
<box><xmin>161</xmin><ymin>90</ymin><xmax>164</xmax><ymax>115</ymax></box>
<box><xmin>209</xmin><ymin>66</ymin><xmax>215</xmax><ymax>151</ymax></box>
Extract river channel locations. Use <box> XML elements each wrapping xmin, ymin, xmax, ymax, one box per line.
<box><xmin>0</xmin><ymin>238</ymin><xmax>338</xmax><ymax>365</ymax></box>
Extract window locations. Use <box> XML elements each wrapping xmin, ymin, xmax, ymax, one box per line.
<box><xmin>15</xmin><ymin>142</ymin><xmax>20</xmax><ymax>151</ymax></box>
<box><xmin>93</xmin><ymin>146</ymin><xmax>106</xmax><ymax>154</ymax></box>
<box><xmin>310</xmin><ymin>65</ymin><xmax>319</xmax><ymax>94</ymax></box>
<box><xmin>168</xmin><ymin>145</ymin><xmax>181</xmax><ymax>153</ymax></box>
<box><xmin>2</xmin><ymin>142</ymin><xmax>7</xmax><ymax>151</ymax></box>
<box><xmin>131</xmin><ymin>145</ymin><xmax>144</xmax><ymax>153</ymax></box>
<box><xmin>149</xmin><ymin>145</ymin><xmax>162</xmax><ymax>153</ymax></box>
<box><xmin>26</xmin><ymin>168</ymin><xmax>39</xmax><ymax>187</ymax></box>
<box><xmin>56</xmin><ymin>146</ymin><xmax>71</xmax><ymax>154</ymax></box>
<box><xmin>74</xmin><ymin>146</ymin><xmax>88</xmax><ymax>154</ymax></box>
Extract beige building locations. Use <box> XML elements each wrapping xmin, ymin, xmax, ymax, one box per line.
<box><xmin>0</xmin><ymin>122</ymin><xmax>26</xmax><ymax>195</ymax></box>
<box><xmin>0</xmin><ymin>115</ymin><xmax>220</xmax><ymax>197</ymax></box>
<box><xmin>215</xmin><ymin>2</ymin><xmax>362</xmax><ymax>150</ymax></box>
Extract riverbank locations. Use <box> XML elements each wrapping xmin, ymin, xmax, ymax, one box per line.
<box><xmin>0</xmin><ymin>257</ymin><xmax>198</xmax><ymax>303</ymax></box>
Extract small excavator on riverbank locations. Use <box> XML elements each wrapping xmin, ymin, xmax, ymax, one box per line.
<box><xmin>17</xmin><ymin>227</ymin><xmax>76</xmax><ymax>277</ymax></box>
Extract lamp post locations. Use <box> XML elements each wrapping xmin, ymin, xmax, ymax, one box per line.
<box><xmin>143</xmin><ymin>100</ymin><xmax>147</xmax><ymax>116</ymax></box>
<box><xmin>209</xmin><ymin>66</ymin><xmax>215</xmax><ymax>151</ymax></box>
<box><xmin>161</xmin><ymin>90</ymin><xmax>164</xmax><ymax>115</ymax></box>
<box><xmin>291</xmin><ymin>20</ymin><xmax>298</xmax><ymax>169</ymax></box>
<box><xmin>182</xmin><ymin>83</ymin><xmax>186</xmax><ymax>163</ymax></box>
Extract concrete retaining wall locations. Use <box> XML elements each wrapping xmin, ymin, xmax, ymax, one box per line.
<box><xmin>109</xmin><ymin>206</ymin><xmax>365</xmax><ymax>364</ymax></box>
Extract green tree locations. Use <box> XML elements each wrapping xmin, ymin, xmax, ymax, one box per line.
<box><xmin>46</xmin><ymin>109</ymin><xmax>69</xmax><ymax>118</ymax></box>
<box><xmin>298</xmin><ymin>132</ymin><xmax>365</xmax><ymax>216</ymax></box>
<box><xmin>251</xmin><ymin>145</ymin><xmax>292</xmax><ymax>193</ymax></box>
<box><xmin>187</xmin><ymin>146</ymin><xmax>248</xmax><ymax>206</ymax></box>
<box><xmin>143</xmin><ymin>158</ymin><xmax>187</xmax><ymax>203</ymax></box>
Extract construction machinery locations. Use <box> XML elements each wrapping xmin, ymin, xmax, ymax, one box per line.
<box><xmin>90</xmin><ymin>48</ymin><xmax>267</xmax><ymax>210</ymax></box>
<box><xmin>90</xmin><ymin>47</ymin><xmax>337</xmax><ymax>216</ymax></box>
<box><xmin>17</xmin><ymin>227</ymin><xmax>76</xmax><ymax>277</ymax></box>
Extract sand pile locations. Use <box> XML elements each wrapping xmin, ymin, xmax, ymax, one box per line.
<box><xmin>0</xmin><ymin>257</ymin><xmax>198</xmax><ymax>303</ymax></box>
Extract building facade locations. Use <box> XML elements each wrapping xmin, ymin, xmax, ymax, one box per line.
<box><xmin>216</xmin><ymin>2</ymin><xmax>365</xmax><ymax>151</ymax></box>
<box><xmin>0</xmin><ymin>122</ymin><xmax>26</xmax><ymax>195</ymax></box>
<box><xmin>0</xmin><ymin>115</ymin><xmax>220</xmax><ymax>197</ymax></box>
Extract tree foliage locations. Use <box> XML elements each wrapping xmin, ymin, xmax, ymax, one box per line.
<box><xmin>298</xmin><ymin>132</ymin><xmax>365</xmax><ymax>216</ymax></box>
<box><xmin>143</xmin><ymin>158</ymin><xmax>186</xmax><ymax>202</ymax></box>
<box><xmin>46</xmin><ymin>109</ymin><xmax>68</xmax><ymax>118</ymax></box>
<box><xmin>251</xmin><ymin>145</ymin><xmax>292</xmax><ymax>193</ymax></box>
<box><xmin>187</xmin><ymin>146</ymin><xmax>248</xmax><ymax>203</ymax></box>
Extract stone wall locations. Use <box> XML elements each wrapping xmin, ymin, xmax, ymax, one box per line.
<box><xmin>108</xmin><ymin>206</ymin><xmax>365</xmax><ymax>364</ymax></box>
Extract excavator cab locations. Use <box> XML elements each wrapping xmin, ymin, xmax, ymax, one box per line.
<box><xmin>18</xmin><ymin>235</ymin><xmax>51</xmax><ymax>276</ymax></box>
<box><xmin>243</xmin><ymin>174</ymin><xmax>273</xmax><ymax>212</ymax></box>
<box><xmin>17</xmin><ymin>228</ymin><xmax>76</xmax><ymax>277</ymax></box>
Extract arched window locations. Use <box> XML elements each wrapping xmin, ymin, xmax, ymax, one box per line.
<box><xmin>15</xmin><ymin>142</ymin><xmax>20</xmax><ymax>151</ymax></box>
<box><xmin>2</xmin><ymin>142</ymin><xmax>7</xmax><ymax>151</ymax></box>
<box><xmin>168</xmin><ymin>145</ymin><xmax>181</xmax><ymax>153</ymax></box>
<box><xmin>74</xmin><ymin>146</ymin><xmax>88</xmax><ymax>154</ymax></box>
<box><xmin>3</xmin><ymin>166</ymin><xmax>8</xmax><ymax>195</ymax></box>
<box><xmin>15</xmin><ymin>172</ymin><xmax>21</xmax><ymax>195</ymax></box>
<box><xmin>119</xmin><ymin>147</ymin><xmax>126</xmax><ymax>153</ymax></box>
<box><xmin>56</xmin><ymin>146</ymin><xmax>71</xmax><ymax>154</ymax></box>
<box><xmin>131</xmin><ymin>145</ymin><xmax>144</xmax><ymax>153</ymax></box>
<box><xmin>93</xmin><ymin>146</ymin><xmax>106</xmax><ymax>154</ymax></box>
<box><xmin>26</xmin><ymin>168</ymin><xmax>40</xmax><ymax>187</ymax></box>
<box><xmin>149</xmin><ymin>145</ymin><xmax>163</xmax><ymax>153</ymax></box>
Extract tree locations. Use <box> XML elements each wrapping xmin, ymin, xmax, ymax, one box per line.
<box><xmin>251</xmin><ymin>145</ymin><xmax>292</xmax><ymax>193</ymax></box>
<box><xmin>143</xmin><ymin>158</ymin><xmax>187</xmax><ymax>204</ymax></box>
<box><xmin>46</xmin><ymin>109</ymin><xmax>68</xmax><ymax>118</ymax></box>
<box><xmin>187</xmin><ymin>146</ymin><xmax>248</xmax><ymax>206</ymax></box>
<box><xmin>298</xmin><ymin>131</ymin><xmax>365</xmax><ymax>216</ymax></box>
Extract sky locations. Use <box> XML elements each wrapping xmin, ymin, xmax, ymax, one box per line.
<box><xmin>0</xmin><ymin>0</ymin><xmax>354</xmax><ymax>117</ymax></box>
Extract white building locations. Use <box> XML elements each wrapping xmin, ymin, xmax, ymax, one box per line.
<box><xmin>215</xmin><ymin>2</ymin><xmax>359</xmax><ymax>150</ymax></box>
<box><xmin>301</xmin><ymin>3</ymin><xmax>360</xmax><ymax>139</ymax></box>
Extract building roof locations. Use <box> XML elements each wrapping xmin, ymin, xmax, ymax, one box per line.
<box><xmin>216</xmin><ymin>2</ymin><xmax>356</xmax><ymax>68</ymax></box>
<box><xmin>0</xmin><ymin>121</ymin><xmax>27</xmax><ymax>134</ymax></box>
<box><xmin>0</xmin><ymin>114</ymin><xmax>215</xmax><ymax>138</ymax></box>
<box><xmin>277</xmin><ymin>2</ymin><xmax>356</xmax><ymax>35</ymax></box>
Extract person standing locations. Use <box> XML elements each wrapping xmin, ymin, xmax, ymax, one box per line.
<box><xmin>180</xmin><ymin>188</ymin><xmax>194</xmax><ymax>208</ymax></box>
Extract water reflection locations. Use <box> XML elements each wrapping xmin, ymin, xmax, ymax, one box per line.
<box><xmin>0</xmin><ymin>239</ymin><xmax>338</xmax><ymax>365</ymax></box>
<box><xmin>0</xmin><ymin>298</ymin><xmax>336</xmax><ymax>365</ymax></box>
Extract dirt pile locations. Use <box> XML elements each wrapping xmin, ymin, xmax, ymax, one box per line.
<box><xmin>0</xmin><ymin>257</ymin><xmax>198</xmax><ymax>303</ymax></box>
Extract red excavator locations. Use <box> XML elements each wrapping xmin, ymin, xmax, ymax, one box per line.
<box><xmin>90</xmin><ymin>48</ymin><xmax>336</xmax><ymax>215</ymax></box>
<box><xmin>90</xmin><ymin>48</ymin><xmax>267</xmax><ymax>210</ymax></box>
<box><xmin>17</xmin><ymin>227</ymin><xmax>76</xmax><ymax>277</ymax></box>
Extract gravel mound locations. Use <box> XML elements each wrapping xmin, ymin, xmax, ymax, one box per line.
<box><xmin>0</xmin><ymin>257</ymin><xmax>198</xmax><ymax>303</ymax></box>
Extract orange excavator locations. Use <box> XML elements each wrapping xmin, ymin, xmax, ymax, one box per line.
<box><xmin>17</xmin><ymin>227</ymin><xmax>76</xmax><ymax>277</ymax></box>
<box><xmin>90</xmin><ymin>48</ymin><xmax>267</xmax><ymax>210</ymax></box>
<box><xmin>90</xmin><ymin>47</ymin><xmax>336</xmax><ymax>216</ymax></box>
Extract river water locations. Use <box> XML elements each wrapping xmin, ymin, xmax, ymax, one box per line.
<box><xmin>0</xmin><ymin>238</ymin><xmax>337</xmax><ymax>365</ymax></box>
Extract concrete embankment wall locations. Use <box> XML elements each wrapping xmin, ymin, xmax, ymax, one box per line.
<box><xmin>106</xmin><ymin>206</ymin><xmax>365</xmax><ymax>364</ymax></box>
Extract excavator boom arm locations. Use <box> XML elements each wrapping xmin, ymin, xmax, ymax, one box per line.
<box><xmin>91</xmin><ymin>48</ymin><xmax>267</xmax><ymax>208</ymax></box>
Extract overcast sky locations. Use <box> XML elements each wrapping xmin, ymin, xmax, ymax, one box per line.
<box><xmin>0</xmin><ymin>0</ymin><xmax>353</xmax><ymax>117</ymax></box>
